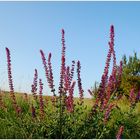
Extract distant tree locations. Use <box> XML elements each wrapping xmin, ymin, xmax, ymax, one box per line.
<box><xmin>121</xmin><ymin>52</ymin><xmax>140</xmax><ymax>96</ymax></box>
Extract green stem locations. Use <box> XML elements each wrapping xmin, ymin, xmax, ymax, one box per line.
<box><xmin>98</xmin><ymin>125</ymin><xmax>106</xmax><ymax>139</ymax></box>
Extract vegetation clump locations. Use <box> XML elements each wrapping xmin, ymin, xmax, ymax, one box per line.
<box><xmin>0</xmin><ymin>25</ymin><xmax>140</xmax><ymax>139</ymax></box>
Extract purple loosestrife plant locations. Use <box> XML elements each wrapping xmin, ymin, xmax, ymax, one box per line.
<box><xmin>98</xmin><ymin>44</ymin><xmax>112</xmax><ymax>103</ymax></box>
<box><xmin>39</xmin><ymin>79</ymin><xmax>44</xmax><ymax>119</ymax></box>
<box><xmin>48</xmin><ymin>53</ymin><xmax>55</xmax><ymax>95</ymax></box>
<box><xmin>97</xmin><ymin>25</ymin><xmax>122</xmax><ymax>111</ymax></box>
<box><xmin>129</xmin><ymin>88</ymin><xmax>135</xmax><ymax>106</ymax></box>
<box><xmin>77</xmin><ymin>60</ymin><xmax>84</xmax><ymax>105</ymax></box>
<box><xmin>98</xmin><ymin>25</ymin><xmax>115</xmax><ymax>104</ymax></box>
<box><xmin>116</xmin><ymin>126</ymin><xmax>124</xmax><ymax>139</ymax></box>
<box><xmin>40</xmin><ymin>50</ymin><xmax>56</xmax><ymax>106</ymax></box>
<box><xmin>66</xmin><ymin>81</ymin><xmax>76</xmax><ymax>112</ymax></box>
<box><xmin>109</xmin><ymin>25</ymin><xmax>117</xmax><ymax>75</ymax></box>
<box><xmin>5</xmin><ymin>47</ymin><xmax>20</xmax><ymax>114</ymax></box>
<box><xmin>104</xmin><ymin>103</ymin><xmax>115</xmax><ymax>124</ymax></box>
<box><xmin>64</xmin><ymin>66</ymin><xmax>70</xmax><ymax>92</ymax></box>
<box><xmin>40</xmin><ymin>50</ymin><xmax>50</xmax><ymax>89</ymax></box>
<box><xmin>31</xmin><ymin>69</ymin><xmax>38</xmax><ymax>100</ymax></box>
<box><xmin>59</xmin><ymin>29</ymin><xmax>66</xmax><ymax>97</ymax></box>
<box><xmin>69</xmin><ymin>60</ymin><xmax>75</xmax><ymax>86</ymax></box>
<box><xmin>48</xmin><ymin>53</ymin><xmax>57</xmax><ymax>106</ymax></box>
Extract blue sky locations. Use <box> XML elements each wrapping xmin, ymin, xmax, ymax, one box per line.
<box><xmin>0</xmin><ymin>2</ymin><xmax>140</xmax><ymax>97</ymax></box>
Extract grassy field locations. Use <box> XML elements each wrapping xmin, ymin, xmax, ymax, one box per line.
<box><xmin>0</xmin><ymin>90</ymin><xmax>140</xmax><ymax>139</ymax></box>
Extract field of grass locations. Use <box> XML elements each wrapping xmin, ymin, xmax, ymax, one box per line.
<box><xmin>0</xmin><ymin>91</ymin><xmax>140</xmax><ymax>139</ymax></box>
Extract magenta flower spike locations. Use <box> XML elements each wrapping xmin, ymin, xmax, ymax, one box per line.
<box><xmin>59</xmin><ymin>29</ymin><xmax>66</xmax><ymax>96</ymax></box>
<box><xmin>5</xmin><ymin>47</ymin><xmax>19</xmax><ymax>114</ymax></box>
<box><xmin>116</xmin><ymin>126</ymin><xmax>124</xmax><ymax>139</ymax></box>
<box><xmin>31</xmin><ymin>69</ymin><xmax>38</xmax><ymax>100</ymax></box>
<box><xmin>48</xmin><ymin>52</ymin><xmax>55</xmax><ymax>95</ymax></box>
<box><xmin>39</xmin><ymin>78</ymin><xmax>44</xmax><ymax>118</ymax></box>
<box><xmin>77</xmin><ymin>61</ymin><xmax>84</xmax><ymax>105</ymax></box>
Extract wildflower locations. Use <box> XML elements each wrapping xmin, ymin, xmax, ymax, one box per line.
<box><xmin>48</xmin><ymin>53</ymin><xmax>55</xmax><ymax>95</ymax></box>
<box><xmin>97</xmin><ymin>25</ymin><xmax>119</xmax><ymax>112</ymax></box>
<box><xmin>64</xmin><ymin>66</ymin><xmax>70</xmax><ymax>92</ymax></box>
<box><xmin>39</xmin><ymin>79</ymin><xmax>44</xmax><ymax>118</ymax></box>
<box><xmin>40</xmin><ymin>50</ymin><xmax>50</xmax><ymax>87</ymax></box>
<box><xmin>31</xmin><ymin>69</ymin><xmax>38</xmax><ymax>100</ymax></box>
<box><xmin>77</xmin><ymin>61</ymin><xmax>84</xmax><ymax>105</ymax></box>
<box><xmin>66</xmin><ymin>81</ymin><xmax>76</xmax><ymax>112</ymax></box>
<box><xmin>69</xmin><ymin>60</ymin><xmax>75</xmax><ymax>85</ymax></box>
<box><xmin>5</xmin><ymin>47</ymin><xmax>18</xmax><ymax>113</ymax></box>
<box><xmin>98</xmin><ymin>47</ymin><xmax>112</xmax><ymax>102</ymax></box>
<box><xmin>129</xmin><ymin>88</ymin><xmax>135</xmax><ymax>106</ymax></box>
<box><xmin>92</xmin><ymin>97</ymin><xmax>100</xmax><ymax>114</ymax></box>
<box><xmin>116</xmin><ymin>126</ymin><xmax>124</xmax><ymax>139</ymax></box>
<box><xmin>101</xmin><ymin>98</ymin><xmax>108</xmax><ymax>111</ymax></box>
<box><xmin>104</xmin><ymin>103</ymin><xmax>115</xmax><ymax>123</ymax></box>
<box><xmin>59</xmin><ymin>29</ymin><xmax>66</xmax><ymax>96</ymax></box>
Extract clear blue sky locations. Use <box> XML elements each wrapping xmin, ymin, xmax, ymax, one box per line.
<box><xmin>0</xmin><ymin>2</ymin><xmax>140</xmax><ymax>97</ymax></box>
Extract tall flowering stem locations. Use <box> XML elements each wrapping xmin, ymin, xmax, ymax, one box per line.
<box><xmin>109</xmin><ymin>25</ymin><xmax>116</xmax><ymax>69</ymax></box>
<box><xmin>77</xmin><ymin>61</ymin><xmax>84</xmax><ymax>105</ymax></box>
<box><xmin>40</xmin><ymin>50</ymin><xmax>50</xmax><ymax>88</ymax></box>
<box><xmin>104</xmin><ymin>103</ymin><xmax>115</xmax><ymax>123</ymax></box>
<box><xmin>59</xmin><ymin>29</ymin><xmax>66</xmax><ymax>96</ymax></box>
<box><xmin>116</xmin><ymin>126</ymin><xmax>124</xmax><ymax>139</ymax></box>
<box><xmin>58</xmin><ymin>29</ymin><xmax>66</xmax><ymax>139</ymax></box>
<box><xmin>98</xmin><ymin>44</ymin><xmax>112</xmax><ymax>102</ymax></box>
<box><xmin>69</xmin><ymin>60</ymin><xmax>75</xmax><ymax>86</ymax></box>
<box><xmin>5</xmin><ymin>47</ymin><xmax>19</xmax><ymax>114</ymax></box>
<box><xmin>31</xmin><ymin>69</ymin><xmax>38</xmax><ymax>100</ymax></box>
<box><xmin>109</xmin><ymin>25</ymin><xmax>117</xmax><ymax>91</ymax></box>
<box><xmin>64</xmin><ymin>66</ymin><xmax>70</xmax><ymax>92</ymax></box>
<box><xmin>40</xmin><ymin>50</ymin><xmax>56</xmax><ymax>96</ymax></box>
<box><xmin>129</xmin><ymin>88</ymin><xmax>135</xmax><ymax>107</ymax></box>
<box><xmin>48</xmin><ymin>53</ymin><xmax>55</xmax><ymax>95</ymax></box>
<box><xmin>97</xmin><ymin>25</ymin><xmax>118</xmax><ymax>108</ymax></box>
<box><xmin>66</xmin><ymin>81</ymin><xmax>76</xmax><ymax>112</ymax></box>
<box><xmin>39</xmin><ymin>79</ymin><xmax>44</xmax><ymax>119</ymax></box>
<box><xmin>48</xmin><ymin>53</ymin><xmax>57</xmax><ymax>106</ymax></box>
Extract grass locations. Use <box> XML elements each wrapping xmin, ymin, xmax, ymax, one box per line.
<box><xmin>1</xmin><ymin>90</ymin><xmax>140</xmax><ymax>139</ymax></box>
